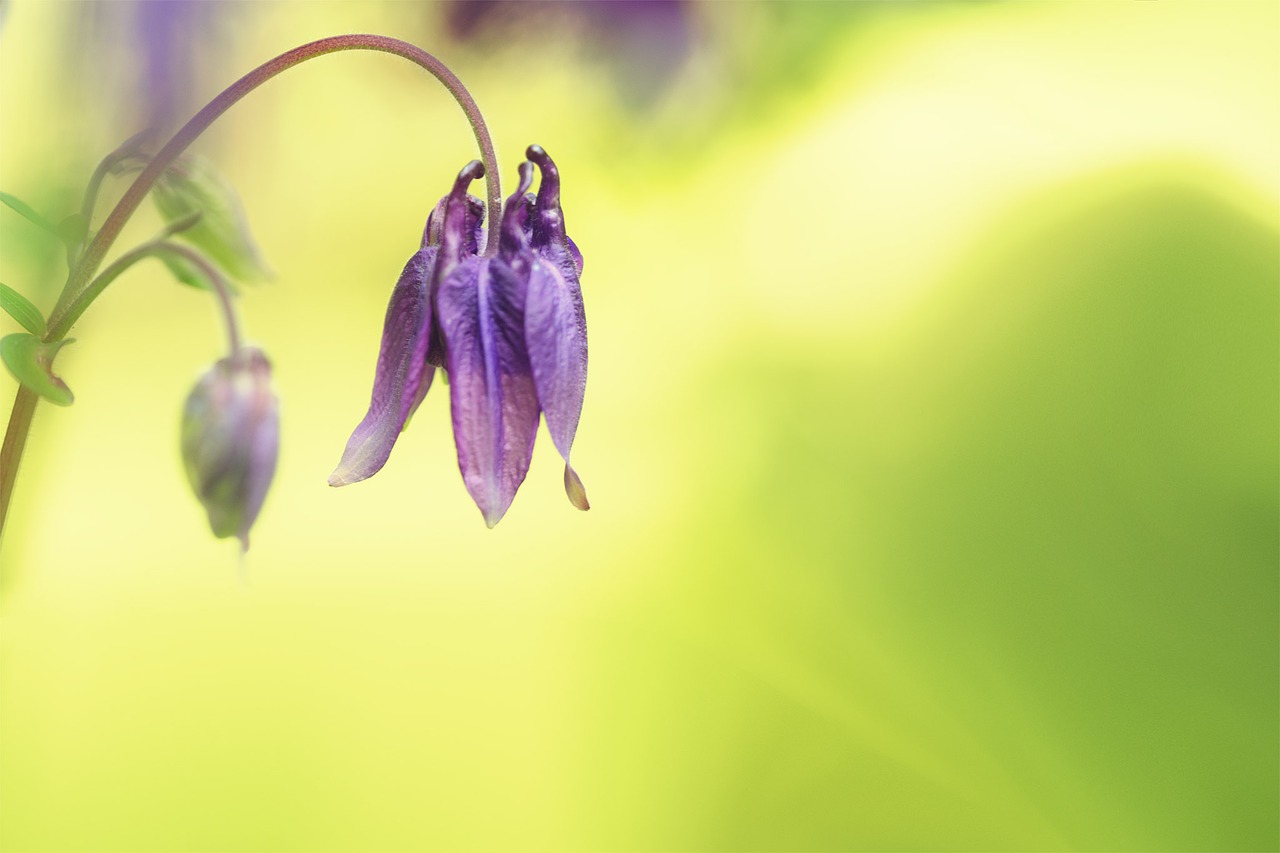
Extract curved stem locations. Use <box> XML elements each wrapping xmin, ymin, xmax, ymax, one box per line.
<box><xmin>4</xmin><ymin>34</ymin><xmax>499</xmax><ymax>549</ymax></box>
<box><xmin>78</xmin><ymin>132</ymin><xmax>149</xmax><ymax>232</ymax></box>
<box><xmin>2</xmin><ymin>241</ymin><xmax>243</xmax><ymax>544</ymax></box>
<box><xmin>51</xmin><ymin>241</ymin><xmax>243</xmax><ymax>355</ymax></box>
<box><xmin>47</xmin><ymin>33</ymin><xmax>501</xmax><ymax>336</ymax></box>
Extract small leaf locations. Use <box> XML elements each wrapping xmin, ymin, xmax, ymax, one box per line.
<box><xmin>1</xmin><ymin>333</ymin><xmax>74</xmax><ymax>406</ymax></box>
<box><xmin>0</xmin><ymin>191</ymin><xmax>61</xmax><ymax>236</ymax></box>
<box><xmin>0</xmin><ymin>283</ymin><xmax>46</xmax><ymax>336</ymax></box>
<box><xmin>152</xmin><ymin>156</ymin><xmax>271</xmax><ymax>283</ymax></box>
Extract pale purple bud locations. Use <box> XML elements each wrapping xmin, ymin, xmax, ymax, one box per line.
<box><xmin>180</xmin><ymin>347</ymin><xmax>279</xmax><ymax>551</ymax></box>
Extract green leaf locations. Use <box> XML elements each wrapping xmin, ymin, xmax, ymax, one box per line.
<box><xmin>0</xmin><ymin>283</ymin><xmax>46</xmax><ymax>336</ymax></box>
<box><xmin>0</xmin><ymin>191</ymin><xmax>61</xmax><ymax>236</ymax></box>
<box><xmin>152</xmin><ymin>156</ymin><xmax>271</xmax><ymax>283</ymax></box>
<box><xmin>1</xmin><ymin>333</ymin><xmax>73</xmax><ymax>406</ymax></box>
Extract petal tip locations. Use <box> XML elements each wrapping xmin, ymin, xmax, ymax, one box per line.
<box><xmin>564</xmin><ymin>464</ymin><xmax>590</xmax><ymax>512</ymax></box>
<box><xmin>327</xmin><ymin>464</ymin><xmax>366</xmax><ymax>488</ymax></box>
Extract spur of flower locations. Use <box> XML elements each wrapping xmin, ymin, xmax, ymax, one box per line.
<box><xmin>329</xmin><ymin>145</ymin><xmax>589</xmax><ymax>527</ymax></box>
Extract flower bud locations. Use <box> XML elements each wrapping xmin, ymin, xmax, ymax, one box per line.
<box><xmin>180</xmin><ymin>347</ymin><xmax>279</xmax><ymax>551</ymax></box>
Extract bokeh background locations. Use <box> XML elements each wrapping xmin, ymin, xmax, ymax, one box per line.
<box><xmin>1</xmin><ymin>1</ymin><xmax>1276</xmax><ymax>850</ymax></box>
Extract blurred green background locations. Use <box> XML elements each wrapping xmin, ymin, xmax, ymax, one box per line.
<box><xmin>1</xmin><ymin>1</ymin><xmax>1276</xmax><ymax>850</ymax></box>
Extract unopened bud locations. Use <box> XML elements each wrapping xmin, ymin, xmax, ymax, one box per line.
<box><xmin>181</xmin><ymin>347</ymin><xmax>279</xmax><ymax>551</ymax></box>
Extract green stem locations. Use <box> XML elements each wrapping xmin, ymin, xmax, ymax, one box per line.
<box><xmin>78</xmin><ymin>132</ymin><xmax>149</xmax><ymax>231</ymax></box>
<box><xmin>0</xmin><ymin>243</ymin><xmax>241</xmax><ymax>549</ymax></box>
<box><xmin>2</xmin><ymin>33</ymin><xmax>501</xmax><ymax>547</ymax></box>
<box><xmin>52</xmin><ymin>241</ymin><xmax>243</xmax><ymax>354</ymax></box>
<box><xmin>0</xmin><ymin>385</ymin><xmax>37</xmax><ymax>551</ymax></box>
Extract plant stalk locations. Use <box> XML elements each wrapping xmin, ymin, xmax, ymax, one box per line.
<box><xmin>1</xmin><ymin>34</ymin><xmax>501</xmax><ymax>547</ymax></box>
<box><xmin>50</xmin><ymin>241</ymin><xmax>243</xmax><ymax>353</ymax></box>
<box><xmin>0</xmin><ymin>386</ymin><xmax>37</xmax><ymax>548</ymax></box>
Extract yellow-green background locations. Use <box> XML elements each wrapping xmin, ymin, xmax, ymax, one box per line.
<box><xmin>1</xmin><ymin>2</ymin><xmax>1276</xmax><ymax>850</ymax></box>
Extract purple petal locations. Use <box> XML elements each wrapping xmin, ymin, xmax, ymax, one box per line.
<box><xmin>498</xmin><ymin>161</ymin><xmax>535</xmax><ymax>261</ymax></box>
<box><xmin>437</xmin><ymin>160</ymin><xmax>487</xmax><ymax>269</ymax></box>
<box><xmin>525</xmin><ymin>145</ymin><xmax>564</xmax><ymax>250</ymax></box>
<box><xmin>426</xmin><ymin>161</ymin><xmax>488</xmax><ymax>370</ymax></box>
<box><xmin>526</xmin><ymin>145</ymin><xmax>583</xmax><ymax>278</ymax></box>
<box><xmin>423</xmin><ymin>192</ymin><xmax>485</xmax><ymax>255</ymax></box>
<box><xmin>437</xmin><ymin>257</ymin><xmax>540</xmax><ymax>527</ymax></box>
<box><xmin>525</xmin><ymin>255</ymin><xmax>589</xmax><ymax>511</ymax></box>
<box><xmin>329</xmin><ymin>248</ymin><xmax>436</xmax><ymax>487</ymax></box>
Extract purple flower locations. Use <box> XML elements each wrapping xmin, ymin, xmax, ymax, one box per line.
<box><xmin>181</xmin><ymin>347</ymin><xmax>280</xmax><ymax>551</ymax></box>
<box><xmin>330</xmin><ymin>146</ymin><xmax>589</xmax><ymax>526</ymax></box>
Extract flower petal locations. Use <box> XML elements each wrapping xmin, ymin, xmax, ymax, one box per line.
<box><xmin>564</xmin><ymin>464</ymin><xmax>589</xmax><ymax>512</ymax></box>
<box><xmin>436</xmin><ymin>160</ymin><xmax>487</xmax><ymax>270</ymax></box>
<box><xmin>526</xmin><ymin>145</ymin><xmax>582</xmax><ymax>278</ymax></box>
<box><xmin>498</xmin><ymin>161</ymin><xmax>535</xmax><ymax>261</ymax></box>
<box><xmin>525</xmin><ymin>254</ymin><xmax>589</xmax><ymax>510</ymax></box>
<box><xmin>423</xmin><ymin>192</ymin><xmax>485</xmax><ymax>256</ymax></box>
<box><xmin>328</xmin><ymin>248</ymin><xmax>436</xmax><ymax>487</ymax></box>
<box><xmin>437</xmin><ymin>257</ymin><xmax>539</xmax><ymax>527</ymax></box>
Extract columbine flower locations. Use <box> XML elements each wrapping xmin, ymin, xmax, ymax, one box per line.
<box><xmin>181</xmin><ymin>347</ymin><xmax>280</xmax><ymax>550</ymax></box>
<box><xmin>330</xmin><ymin>146</ymin><xmax>588</xmax><ymax>526</ymax></box>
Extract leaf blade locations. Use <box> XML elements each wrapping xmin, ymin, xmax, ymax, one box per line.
<box><xmin>0</xmin><ymin>283</ymin><xmax>46</xmax><ymax>337</ymax></box>
<box><xmin>0</xmin><ymin>191</ymin><xmax>60</xmax><ymax>235</ymax></box>
<box><xmin>0</xmin><ymin>333</ymin><xmax>73</xmax><ymax>406</ymax></box>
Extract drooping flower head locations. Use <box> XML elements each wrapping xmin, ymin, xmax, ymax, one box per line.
<box><xmin>330</xmin><ymin>147</ymin><xmax>588</xmax><ymax>526</ymax></box>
